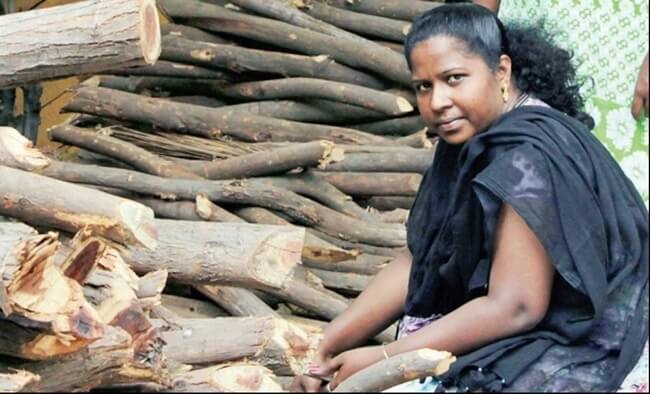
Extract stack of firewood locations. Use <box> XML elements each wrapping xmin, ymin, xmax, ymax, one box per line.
<box><xmin>0</xmin><ymin>0</ymin><xmax>459</xmax><ymax>391</ymax></box>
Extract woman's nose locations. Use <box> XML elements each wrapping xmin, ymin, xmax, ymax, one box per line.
<box><xmin>430</xmin><ymin>86</ymin><xmax>452</xmax><ymax>112</ymax></box>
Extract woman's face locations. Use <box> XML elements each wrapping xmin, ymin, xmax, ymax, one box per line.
<box><xmin>410</xmin><ymin>36</ymin><xmax>510</xmax><ymax>144</ymax></box>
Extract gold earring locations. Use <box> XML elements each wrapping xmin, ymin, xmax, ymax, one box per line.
<box><xmin>501</xmin><ymin>85</ymin><xmax>510</xmax><ymax>103</ymax></box>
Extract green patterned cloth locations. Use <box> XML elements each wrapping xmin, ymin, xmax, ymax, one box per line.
<box><xmin>500</xmin><ymin>0</ymin><xmax>649</xmax><ymax>201</ymax></box>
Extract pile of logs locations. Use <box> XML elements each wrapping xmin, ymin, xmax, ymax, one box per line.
<box><xmin>0</xmin><ymin>0</ymin><xmax>459</xmax><ymax>391</ymax></box>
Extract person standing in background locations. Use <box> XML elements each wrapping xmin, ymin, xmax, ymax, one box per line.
<box><xmin>474</xmin><ymin>0</ymin><xmax>649</xmax><ymax>203</ymax></box>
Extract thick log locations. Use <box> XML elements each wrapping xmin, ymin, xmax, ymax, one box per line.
<box><xmin>319</xmin><ymin>0</ymin><xmax>440</xmax><ymax>21</ymax></box>
<box><xmin>212</xmin><ymin>78</ymin><xmax>413</xmax><ymax>116</ymax></box>
<box><xmin>0</xmin><ymin>230</ymin><xmax>105</xmax><ymax>360</ymax></box>
<box><xmin>318</xmin><ymin>172</ymin><xmax>422</xmax><ymax>196</ymax></box>
<box><xmin>0</xmin><ymin>165</ymin><xmax>157</xmax><ymax>249</ymax></box>
<box><xmin>17</xmin><ymin>325</ymin><xmax>169</xmax><ymax>392</ymax></box>
<box><xmin>94</xmin><ymin>75</ymin><xmax>222</xmax><ymax>96</ymax></box>
<box><xmin>161</xmin><ymin>36</ymin><xmax>385</xmax><ymax>89</ymax></box>
<box><xmin>334</xmin><ymin>349</ymin><xmax>455</xmax><ymax>392</ymax></box>
<box><xmin>306</xmin><ymin>99</ymin><xmax>388</xmax><ymax>123</ymax></box>
<box><xmin>196</xmin><ymin>285</ymin><xmax>277</xmax><ymax>317</ymax></box>
<box><xmin>169</xmin><ymin>363</ymin><xmax>283</xmax><ymax>393</ymax></box>
<box><xmin>167</xmin><ymin>95</ymin><xmax>227</xmax><ymax>108</ymax></box>
<box><xmin>0</xmin><ymin>0</ymin><xmax>161</xmax><ymax>89</ymax></box>
<box><xmin>350</xmin><ymin>115</ymin><xmax>427</xmax><ymax>136</ymax></box>
<box><xmin>183</xmin><ymin>141</ymin><xmax>343</xmax><ymax>180</ymax></box>
<box><xmin>153</xmin><ymin>317</ymin><xmax>314</xmax><ymax>375</ymax></box>
<box><xmin>319</xmin><ymin>150</ymin><xmax>434</xmax><ymax>173</ymax></box>
<box><xmin>109</xmin><ymin>60</ymin><xmax>237</xmax><ymax>81</ymax></box>
<box><xmin>303</xmin><ymin>1</ymin><xmax>412</xmax><ymax>42</ymax></box>
<box><xmin>122</xmin><ymin>220</ymin><xmax>304</xmax><ymax>289</ymax></box>
<box><xmin>158</xmin><ymin>0</ymin><xmax>411</xmax><ymax>85</ymax></box>
<box><xmin>48</xmin><ymin>125</ymin><xmax>200</xmax><ymax>179</ymax></box>
<box><xmin>64</xmin><ymin>86</ymin><xmax>390</xmax><ymax>145</ymax></box>
<box><xmin>366</xmin><ymin>196</ymin><xmax>416</xmax><ymax>211</ymax></box>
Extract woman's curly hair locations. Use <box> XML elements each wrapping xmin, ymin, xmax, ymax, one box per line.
<box><xmin>405</xmin><ymin>4</ymin><xmax>594</xmax><ymax>129</ymax></box>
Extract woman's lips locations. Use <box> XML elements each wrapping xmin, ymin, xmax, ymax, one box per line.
<box><xmin>435</xmin><ymin>118</ymin><xmax>464</xmax><ymax>134</ymax></box>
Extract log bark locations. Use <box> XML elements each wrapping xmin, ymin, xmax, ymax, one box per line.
<box><xmin>318</xmin><ymin>150</ymin><xmax>434</xmax><ymax>173</ymax></box>
<box><xmin>306</xmin><ymin>99</ymin><xmax>388</xmax><ymax>123</ymax></box>
<box><xmin>122</xmin><ymin>219</ymin><xmax>304</xmax><ymax>289</ymax></box>
<box><xmin>308</xmin><ymin>268</ymin><xmax>371</xmax><ymax>294</ymax></box>
<box><xmin>212</xmin><ymin>78</ymin><xmax>413</xmax><ymax>116</ymax></box>
<box><xmin>303</xmin><ymin>1</ymin><xmax>412</xmax><ymax>42</ymax></box>
<box><xmin>303</xmin><ymin>254</ymin><xmax>391</xmax><ymax>276</ymax></box>
<box><xmin>0</xmin><ymin>0</ymin><xmax>161</xmax><ymax>89</ymax></box>
<box><xmin>318</xmin><ymin>0</ymin><xmax>440</xmax><ymax>21</ymax></box>
<box><xmin>183</xmin><ymin>141</ymin><xmax>343</xmax><ymax>180</ymax></box>
<box><xmin>318</xmin><ymin>172</ymin><xmax>422</xmax><ymax>196</ymax></box>
<box><xmin>161</xmin><ymin>36</ymin><xmax>385</xmax><ymax>89</ymax></box>
<box><xmin>366</xmin><ymin>196</ymin><xmax>416</xmax><ymax>211</ymax></box>
<box><xmin>64</xmin><ymin>86</ymin><xmax>390</xmax><ymax>145</ymax></box>
<box><xmin>94</xmin><ymin>75</ymin><xmax>222</xmax><ymax>96</ymax></box>
<box><xmin>153</xmin><ymin>317</ymin><xmax>313</xmax><ymax>375</ymax></box>
<box><xmin>169</xmin><ymin>363</ymin><xmax>283</xmax><ymax>392</ymax></box>
<box><xmin>334</xmin><ymin>349</ymin><xmax>455</xmax><ymax>392</ymax></box>
<box><xmin>160</xmin><ymin>294</ymin><xmax>229</xmax><ymax>319</ymax></box>
<box><xmin>162</xmin><ymin>23</ymin><xmax>233</xmax><ymax>45</ymax></box>
<box><xmin>158</xmin><ymin>0</ymin><xmax>411</xmax><ymax>85</ymax></box>
<box><xmin>135</xmin><ymin>195</ymin><xmax>241</xmax><ymax>223</ymax></box>
<box><xmin>49</xmin><ymin>125</ymin><xmax>200</xmax><ymax>179</ymax></box>
<box><xmin>196</xmin><ymin>285</ymin><xmax>277</xmax><ymax>317</ymax></box>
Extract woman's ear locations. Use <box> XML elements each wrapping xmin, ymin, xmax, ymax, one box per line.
<box><xmin>496</xmin><ymin>54</ymin><xmax>513</xmax><ymax>86</ymax></box>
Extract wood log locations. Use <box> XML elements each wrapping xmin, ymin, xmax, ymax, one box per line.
<box><xmin>160</xmin><ymin>294</ymin><xmax>229</xmax><ymax>319</ymax></box>
<box><xmin>109</xmin><ymin>60</ymin><xmax>237</xmax><ymax>81</ymax></box>
<box><xmin>0</xmin><ymin>133</ymin><xmax>406</xmax><ymax>246</ymax></box>
<box><xmin>136</xmin><ymin>270</ymin><xmax>168</xmax><ymax>311</ymax></box>
<box><xmin>318</xmin><ymin>172</ymin><xmax>422</xmax><ymax>196</ymax></box>
<box><xmin>212</xmin><ymin>78</ymin><xmax>413</xmax><ymax>116</ymax></box>
<box><xmin>122</xmin><ymin>219</ymin><xmax>303</xmax><ymax>289</ymax></box>
<box><xmin>318</xmin><ymin>0</ymin><xmax>440</xmax><ymax>21</ymax></box>
<box><xmin>302</xmin><ymin>1</ymin><xmax>412</xmax><ymax>42</ymax></box>
<box><xmin>169</xmin><ymin>363</ymin><xmax>283</xmax><ymax>392</ymax></box>
<box><xmin>183</xmin><ymin>141</ymin><xmax>343</xmax><ymax>180</ymax></box>
<box><xmin>136</xmin><ymin>195</ymin><xmax>241</xmax><ymax>223</ymax></box>
<box><xmin>93</xmin><ymin>75</ymin><xmax>222</xmax><ymax>96</ymax></box>
<box><xmin>162</xmin><ymin>23</ymin><xmax>233</xmax><ymax>45</ymax></box>
<box><xmin>16</xmin><ymin>325</ymin><xmax>169</xmax><ymax>392</ymax></box>
<box><xmin>48</xmin><ymin>124</ymin><xmax>200</xmax><ymax>179</ymax></box>
<box><xmin>0</xmin><ymin>165</ymin><xmax>157</xmax><ymax>249</ymax></box>
<box><xmin>196</xmin><ymin>285</ymin><xmax>277</xmax><ymax>317</ymax></box>
<box><xmin>303</xmin><ymin>254</ymin><xmax>391</xmax><ymax>276</ymax></box>
<box><xmin>307</xmin><ymin>230</ymin><xmax>407</xmax><ymax>257</ymax></box>
<box><xmin>392</xmin><ymin>129</ymin><xmax>434</xmax><ymax>149</ymax></box>
<box><xmin>334</xmin><ymin>349</ymin><xmax>455</xmax><ymax>392</ymax></box>
<box><xmin>167</xmin><ymin>95</ymin><xmax>227</xmax><ymax>108</ymax></box>
<box><xmin>366</xmin><ymin>196</ymin><xmax>416</xmax><ymax>211</ymax></box>
<box><xmin>161</xmin><ymin>36</ymin><xmax>385</xmax><ymax>89</ymax></box>
<box><xmin>158</xmin><ymin>0</ymin><xmax>411</xmax><ymax>85</ymax></box>
<box><xmin>350</xmin><ymin>115</ymin><xmax>426</xmax><ymax>136</ymax></box>
<box><xmin>376</xmin><ymin>208</ymin><xmax>410</xmax><ymax>224</ymax></box>
<box><xmin>64</xmin><ymin>86</ymin><xmax>390</xmax><ymax>145</ymax></box>
<box><xmin>308</xmin><ymin>268</ymin><xmax>371</xmax><ymax>295</ymax></box>
<box><xmin>0</xmin><ymin>0</ymin><xmax>161</xmax><ymax>89</ymax></box>
<box><xmin>152</xmin><ymin>317</ymin><xmax>313</xmax><ymax>375</ymax></box>
<box><xmin>282</xmin><ymin>314</ymin><xmax>396</xmax><ymax>345</ymax></box>
<box><xmin>306</xmin><ymin>99</ymin><xmax>388</xmax><ymax>123</ymax></box>
<box><xmin>318</xmin><ymin>150</ymin><xmax>433</xmax><ymax>173</ymax></box>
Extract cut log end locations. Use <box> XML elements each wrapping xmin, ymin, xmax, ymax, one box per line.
<box><xmin>120</xmin><ymin>201</ymin><xmax>158</xmax><ymax>250</ymax></box>
<box><xmin>252</xmin><ymin>229</ymin><xmax>305</xmax><ymax>288</ymax></box>
<box><xmin>139</xmin><ymin>0</ymin><xmax>162</xmax><ymax>64</ymax></box>
<box><xmin>396</xmin><ymin>97</ymin><xmax>414</xmax><ymax>114</ymax></box>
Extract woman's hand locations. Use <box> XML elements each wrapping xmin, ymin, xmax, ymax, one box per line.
<box><xmin>325</xmin><ymin>346</ymin><xmax>386</xmax><ymax>391</ymax></box>
<box><xmin>290</xmin><ymin>351</ymin><xmax>334</xmax><ymax>393</ymax></box>
<box><xmin>632</xmin><ymin>53</ymin><xmax>649</xmax><ymax>121</ymax></box>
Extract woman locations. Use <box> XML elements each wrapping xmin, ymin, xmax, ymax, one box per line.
<box><xmin>291</xmin><ymin>4</ymin><xmax>648</xmax><ymax>393</ymax></box>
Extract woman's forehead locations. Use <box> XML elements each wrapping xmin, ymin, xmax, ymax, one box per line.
<box><xmin>410</xmin><ymin>36</ymin><xmax>483</xmax><ymax>73</ymax></box>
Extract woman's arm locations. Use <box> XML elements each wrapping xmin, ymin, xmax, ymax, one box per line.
<box><xmin>291</xmin><ymin>250</ymin><xmax>412</xmax><ymax>392</ymax></box>
<box><xmin>327</xmin><ymin>204</ymin><xmax>555</xmax><ymax>389</ymax></box>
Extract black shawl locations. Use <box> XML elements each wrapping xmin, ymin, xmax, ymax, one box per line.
<box><xmin>405</xmin><ymin>106</ymin><xmax>648</xmax><ymax>391</ymax></box>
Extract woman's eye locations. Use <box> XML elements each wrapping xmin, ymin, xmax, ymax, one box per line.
<box><xmin>448</xmin><ymin>75</ymin><xmax>466</xmax><ymax>84</ymax></box>
<box><xmin>414</xmin><ymin>82</ymin><xmax>432</xmax><ymax>93</ymax></box>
